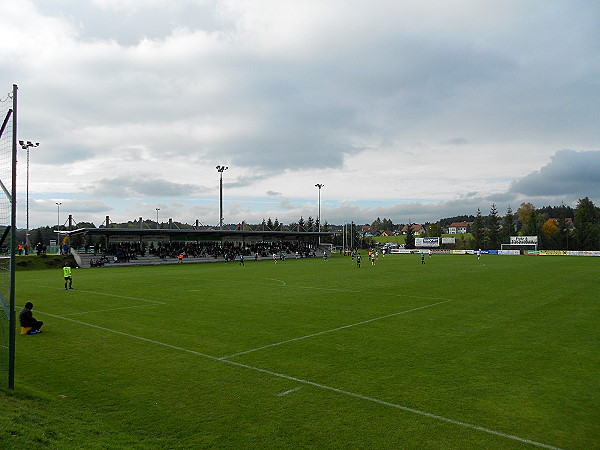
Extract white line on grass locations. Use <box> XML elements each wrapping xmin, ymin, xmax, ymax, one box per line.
<box><xmin>33</xmin><ymin>285</ymin><xmax>166</xmax><ymax>305</ymax></box>
<box><xmin>219</xmin><ymin>300</ymin><xmax>453</xmax><ymax>360</ymax></box>
<box><xmin>61</xmin><ymin>304</ymin><xmax>158</xmax><ymax>316</ymax></box>
<box><xmin>259</xmin><ymin>279</ymin><xmax>451</xmax><ymax>302</ymax></box>
<box><xmin>276</xmin><ymin>386</ymin><xmax>303</xmax><ymax>397</ymax></box>
<box><xmin>31</xmin><ymin>309</ymin><xmax>563</xmax><ymax>450</ymax></box>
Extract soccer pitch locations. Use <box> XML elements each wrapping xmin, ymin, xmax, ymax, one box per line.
<box><xmin>6</xmin><ymin>254</ymin><xmax>599</xmax><ymax>448</ymax></box>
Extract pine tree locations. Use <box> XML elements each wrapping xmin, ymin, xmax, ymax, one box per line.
<box><xmin>486</xmin><ymin>204</ymin><xmax>500</xmax><ymax>249</ymax></box>
<box><xmin>472</xmin><ymin>208</ymin><xmax>484</xmax><ymax>248</ymax></box>
<box><xmin>501</xmin><ymin>206</ymin><xmax>515</xmax><ymax>244</ymax></box>
<box><xmin>574</xmin><ymin>197</ymin><xmax>599</xmax><ymax>250</ymax></box>
<box><xmin>405</xmin><ymin>224</ymin><xmax>416</xmax><ymax>249</ymax></box>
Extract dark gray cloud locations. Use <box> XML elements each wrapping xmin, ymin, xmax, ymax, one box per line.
<box><xmin>88</xmin><ymin>175</ymin><xmax>207</xmax><ymax>197</ymax></box>
<box><xmin>510</xmin><ymin>150</ymin><xmax>600</xmax><ymax>197</ymax></box>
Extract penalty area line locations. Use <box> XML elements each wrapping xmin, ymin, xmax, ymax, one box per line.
<box><xmin>33</xmin><ymin>285</ymin><xmax>166</xmax><ymax>305</ymax></box>
<box><xmin>219</xmin><ymin>300</ymin><xmax>453</xmax><ymax>360</ymax></box>
<box><xmin>34</xmin><ymin>309</ymin><xmax>563</xmax><ymax>450</ymax></box>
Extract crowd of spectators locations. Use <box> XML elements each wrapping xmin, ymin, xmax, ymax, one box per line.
<box><xmin>99</xmin><ymin>240</ymin><xmax>319</xmax><ymax>262</ymax></box>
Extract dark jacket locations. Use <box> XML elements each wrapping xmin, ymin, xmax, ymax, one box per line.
<box><xmin>19</xmin><ymin>307</ymin><xmax>36</xmax><ymax>327</ymax></box>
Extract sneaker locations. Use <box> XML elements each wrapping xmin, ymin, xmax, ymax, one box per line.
<box><xmin>69</xmin><ymin>287</ymin><xmax>73</xmax><ymax>289</ymax></box>
<box><xmin>28</xmin><ymin>329</ymin><xmax>38</xmax><ymax>335</ymax></box>
<box><xmin>35</xmin><ymin>329</ymin><xmax>42</xmax><ymax>333</ymax></box>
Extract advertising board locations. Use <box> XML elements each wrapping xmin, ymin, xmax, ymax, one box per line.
<box><xmin>510</xmin><ymin>236</ymin><xmax>538</xmax><ymax>245</ymax></box>
<box><xmin>415</xmin><ymin>237</ymin><xmax>439</xmax><ymax>247</ymax></box>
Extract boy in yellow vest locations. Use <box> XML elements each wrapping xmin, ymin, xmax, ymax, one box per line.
<box><xmin>63</xmin><ymin>263</ymin><xmax>73</xmax><ymax>290</ymax></box>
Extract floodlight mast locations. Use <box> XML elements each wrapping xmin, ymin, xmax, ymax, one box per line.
<box><xmin>19</xmin><ymin>140</ymin><xmax>40</xmax><ymax>249</ymax></box>
<box><xmin>216</xmin><ymin>165</ymin><xmax>228</xmax><ymax>230</ymax></box>
<box><xmin>55</xmin><ymin>202</ymin><xmax>62</xmax><ymax>253</ymax></box>
<box><xmin>315</xmin><ymin>183</ymin><xmax>324</xmax><ymax>246</ymax></box>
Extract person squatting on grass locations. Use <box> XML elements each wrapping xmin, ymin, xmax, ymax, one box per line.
<box><xmin>19</xmin><ymin>302</ymin><xmax>43</xmax><ymax>334</ymax></box>
<box><xmin>63</xmin><ymin>262</ymin><xmax>73</xmax><ymax>290</ymax></box>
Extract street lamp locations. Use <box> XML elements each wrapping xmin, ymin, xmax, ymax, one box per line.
<box><xmin>55</xmin><ymin>202</ymin><xmax>62</xmax><ymax>254</ymax></box>
<box><xmin>315</xmin><ymin>183</ymin><xmax>324</xmax><ymax>246</ymax></box>
<box><xmin>155</xmin><ymin>208</ymin><xmax>160</xmax><ymax>229</ymax></box>
<box><xmin>216</xmin><ymin>165</ymin><xmax>228</xmax><ymax>230</ymax></box>
<box><xmin>19</xmin><ymin>140</ymin><xmax>39</xmax><ymax>250</ymax></box>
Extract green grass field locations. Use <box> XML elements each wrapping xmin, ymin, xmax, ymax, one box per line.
<box><xmin>2</xmin><ymin>254</ymin><xmax>599</xmax><ymax>449</ymax></box>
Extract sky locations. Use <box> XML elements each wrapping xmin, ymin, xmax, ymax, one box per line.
<box><xmin>1</xmin><ymin>0</ymin><xmax>599</xmax><ymax>229</ymax></box>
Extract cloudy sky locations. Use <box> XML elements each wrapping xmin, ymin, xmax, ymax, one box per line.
<box><xmin>2</xmin><ymin>0</ymin><xmax>599</xmax><ymax>229</ymax></box>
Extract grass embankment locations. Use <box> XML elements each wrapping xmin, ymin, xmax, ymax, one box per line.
<box><xmin>13</xmin><ymin>255</ymin><xmax>77</xmax><ymax>271</ymax></box>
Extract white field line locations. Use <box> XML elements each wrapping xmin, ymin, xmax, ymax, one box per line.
<box><xmin>261</xmin><ymin>279</ymin><xmax>450</xmax><ymax>302</ymax></box>
<box><xmin>219</xmin><ymin>300</ymin><xmax>453</xmax><ymax>360</ymax></box>
<box><xmin>32</xmin><ymin>285</ymin><xmax>166</xmax><ymax>305</ymax></box>
<box><xmin>277</xmin><ymin>386</ymin><xmax>303</xmax><ymax>397</ymax></box>
<box><xmin>61</xmin><ymin>304</ymin><xmax>157</xmax><ymax>316</ymax></box>
<box><xmin>32</xmin><ymin>309</ymin><xmax>563</xmax><ymax>450</ymax></box>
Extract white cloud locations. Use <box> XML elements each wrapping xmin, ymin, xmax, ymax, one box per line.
<box><xmin>4</xmin><ymin>0</ymin><xmax>599</xmax><ymax>229</ymax></box>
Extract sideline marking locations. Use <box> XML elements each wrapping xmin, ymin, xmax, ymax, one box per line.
<box><xmin>219</xmin><ymin>300</ymin><xmax>452</xmax><ymax>360</ymax></box>
<box><xmin>32</xmin><ymin>309</ymin><xmax>563</xmax><ymax>450</ymax></box>
<box><xmin>33</xmin><ymin>285</ymin><xmax>166</xmax><ymax>305</ymax></box>
<box><xmin>265</xmin><ymin>278</ymin><xmax>287</xmax><ymax>286</ymax></box>
<box><xmin>277</xmin><ymin>386</ymin><xmax>303</xmax><ymax>397</ymax></box>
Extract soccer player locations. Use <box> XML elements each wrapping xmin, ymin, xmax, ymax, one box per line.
<box><xmin>428</xmin><ymin>249</ymin><xmax>432</xmax><ymax>259</ymax></box>
<box><xmin>239</xmin><ymin>254</ymin><xmax>245</xmax><ymax>266</ymax></box>
<box><xmin>477</xmin><ymin>248</ymin><xmax>481</xmax><ymax>260</ymax></box>
<box><xmin>63</xmin><ymin>262</ymin><xmax>73</xmax><ymax>290</ymax></box>
<box><xmin>356</xmin><ymin>253</ymin><xmax>361</xmax><ymax>268</ymax></box>
<box><xmin>421</xmin><ymin>253</ymin><xmax>425</xmax><ymax>264</ymax></box>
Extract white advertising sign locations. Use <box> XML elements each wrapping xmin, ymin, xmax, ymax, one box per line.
<box><xmin>510</xmin><ymin>236</ymin><xmax>538</xmax><ymax>245</ymax></box>
<box><xmin>442</xmin><ymin>237</ymin><xmax>455</xmax><ymax>244</ymax></box>
<box><xmin>415</xmin><ymin>237</ymin><xmax>440</xmax><ymax>247</ymax></box>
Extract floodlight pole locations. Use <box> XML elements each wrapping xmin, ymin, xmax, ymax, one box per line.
<box><xmin>155</xmin><ymin>208</ymin><xmax>160</xmax><ymax>229</ymax></box>
<box><xmin>55</xmin><ymin>202</ymin><xmax>61</xmax><ymax>253</ymax></box>
<box><xmin>216</xmin><ymin>165</ymin><xmax>228</xmax><ymax>230</ymax></box>
<box><xmin>315</xmin><ymin>183</ymin><xmax>323</xmax><ymax>246</ymax></box>
<box><xmin>19</xmin><ymin>140</ymin><xmax>39</xmax><ymax>250</ymax></box>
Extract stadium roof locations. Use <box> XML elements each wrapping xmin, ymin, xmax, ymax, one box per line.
<box><xmin>65</xmin><ymin>227</ymin><xmax>335</xmax><ymax>241</ymax></box>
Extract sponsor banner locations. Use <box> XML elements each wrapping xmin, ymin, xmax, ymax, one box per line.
<box><xmin>441</xmin><ymin>237</ymin><xmax>455</xmax><ymax>244</ymax></box>
<box><xmin>539</xmin><ymin>250</ymin><xmax>568</xmax><ymax>256</ymax></box>
<box><xmin>415</xmin><ymin>237</ymin><xmax>440</xmax><ymax>247</ymax></box>
<box><xmin>450</xmin><ymin>250</ymin><xmax>475</xmax><ymax>255</ymax></box>
<box><xmin>510</xmin><ymin>236</ymin><xmax>538</xmax><ymax>245</ymax></box>
<box><xmin>524</xmin><ymin>250</ymin><xmax>539</xmax><ymax>255</ymax></box>
<box><xmin>390</xmin><ymin>249</ymin><xmax>413</xmax><ymax>254</ymax></box>
<box><xmin>498</xmin><ymin>250</ymin><xmax>520</xmax><ymax>255</ymax></box>
<box><xmin>433</xmin><ymin>249</ymin><xmax>451</xmax><ymax>254</ymax></box>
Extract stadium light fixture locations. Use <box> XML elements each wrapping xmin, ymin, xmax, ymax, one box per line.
<box><xmin>216</xmin><ymin>165</ymin><xmax>228</xmax><ymax>230</ymax></box>
<box><xmin>19</xmin><ymin>140</ymin><xmax>40</xmax><ymax>250</ymax></box>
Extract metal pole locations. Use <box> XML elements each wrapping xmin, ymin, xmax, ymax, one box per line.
<box><xmin>216</xmin><ymin>166</ymin><xmax>228</xmax><ymax>230</ymax></box>
<box><xmin>156</xmin><ymin>208</ymin><xmax>160</xmax><ymax>229</ymax></box>
<box><xmin>315</xmin><ymin>184</ymin><xmax>323</xmax><ymax>246</ymax></box>
<box><xmin>56</xmin><ymin>202</ymin><xmax>61</xmax><ymax>253</ymax></box>
<box><xmin>8</xmin><ymin>84</ymin><xmax>18</xmax><ymax>389</ymax></box>
<box><xmin>19</xmin><ymin>141</ymin><xmax>39</xmax><ymax>250</ymax></box>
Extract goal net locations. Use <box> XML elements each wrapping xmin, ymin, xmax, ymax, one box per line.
<box><xmin>0</xmin><ymin>85</ymin><xmax>17</xmax><ymax>389</ymax></box>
